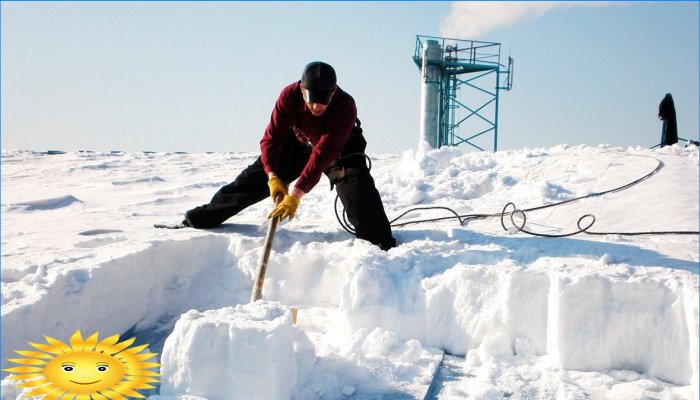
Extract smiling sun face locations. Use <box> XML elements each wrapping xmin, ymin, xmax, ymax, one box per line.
<box><xmin>4</xmin><ymin>330</ymin><xmax>160</xmax><ymax>399</ymax></box>
<box><xmin>43</xmin><ymin>351</ymin><xmax>126</xmax><ymax>393</ymax></box>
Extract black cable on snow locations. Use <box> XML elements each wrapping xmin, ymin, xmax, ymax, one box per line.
<box><xmin>334</xmin><ymin>153</ymin><xmax>699</xmax><ymax>238</ymax></box>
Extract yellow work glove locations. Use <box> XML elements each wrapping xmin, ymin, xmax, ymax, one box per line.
<box><xmin>268</xmin><ymin>176</ymin><xmax>288</xmax><ymax>202</ymax></box>
<box><xmin>268</xmin><ymin>194</ymin><xmax>301</xmax><ymax>221</ymax></box>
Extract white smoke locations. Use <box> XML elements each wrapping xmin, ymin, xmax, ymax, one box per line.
<box><xmin>440</xmin><ymin>2</ymin><xmax>612</xmax><ymax>39</ymax></box>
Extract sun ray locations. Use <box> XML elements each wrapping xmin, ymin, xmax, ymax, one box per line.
<box><xmin>7</xmin><ymin>357</ymin><xmax>47</xmax><ymax>366</ymax></box>
<box><xmin>43</xmin><ymin>335</ymin><xmax>72</xmax><ymax>353</ymax></box>
<box><xmin>24</xmin><ymin>383</ymin><xmax>67</xmax><ymax>397</ymax></box>
<box><xmin>104</xmin><ymin>337</ymin><xmax>136</xmax><ymax>354</ymax></box>
<box><xmin>101</xmin><ymin>389</ymin><xmax>128</xmax><ymax>400</ymax></box>
<box><xmin>127</xmin><ymin>352</ymin><xmax>158</xmax><ymax>362</ymax></box>
<box><xmin>133</xmin><ymin>362</ymin><xmax>160</xmax><ymax>370</ymax></box>
<box><xmin>95</xmin><ymin>334</ymin><xmax>121</xmax><ymax>353</ymax></box>
<box><xmin>112</xmin><ymin>384</ymin><xmax>146</xmax><ymax>399</ymax></box>
<box><xmin>120</xmin><ymin>376</ymin><xmax>157</xmax><ymax>390</ymax></box>
<box><xmin>14</xmin><ymin>350</ymin><xmax>53</xmax><ymax>359</ymax></box>
<box><xmin>15</xmin><ymin>378</ymin><xmax>50</xmax><ymax>389</ymax></box>
<box><xmin>69</xmin><ymin>330</ymin><xmax>86</xmax><ymax>351</ymax></box>
<box><xmin>84</xmin><ymin>331</ymin><xmax>100</xmax><ymax>350</ymax></box>
<box><xmin>130</xmin><ymin>382</ymin><xmax>157</xmax><ymax>390</ymax></box>
<box><xmin>28</xmin><ymin>341</ymin><xmax>63</xmax><ymax>355</ymax></box>
<box><xmin>119</xmin><ymin>343</ymin><xmax>149</xmax><ymax>355</ymax></box>
<box><xmin>41</xmin><ymin>390</ymin><xmax>65</xmax><ymax>400</ymax></box>
<box><xmin>116</xmin><ymin>352</ymin><xmax>159</xmax><ymax>372</ymax></box>
<box><xmin>124</xmin><ymin>376</ymin><xmax>159</xmax><ymax>384</ymax></box>
<box><xmin>2</xmin><ymin>366</ymin><xmax>44</xmax><ymax>374</ymax></box>
<box><xmin>5</xmin><ymin>372</ymin><xmax>44</xmax><ymax>380</ymax></box>
<box><xmin>34</xmin><ymin>386</ymin><xmax>66</xmax><ymax>400</ymax></box>
<box><xmin>130</xmin><ymin>369</ymin><xmax>160</xmax><ymax>377</ymax></box>
<box><xmin>118</xmin><ymin>354</ymin><xmax>160</xmax><ymax>370</ymax></box>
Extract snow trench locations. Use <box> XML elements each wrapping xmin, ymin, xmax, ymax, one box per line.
<box><xmin>2</xmin><ymin>235</ymin><xmax>249</xmax><ymax>372</ymax></box>
<box><xmin>2</xmin><ymin>233</ymin><xmax>697</xmax><ymax>391</ymax></box>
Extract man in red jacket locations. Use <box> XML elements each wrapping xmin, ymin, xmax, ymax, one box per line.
<box><xmin>183</xmin><ymin>61</ymin><xmax>396</xmax><ymax>251</ymax></box>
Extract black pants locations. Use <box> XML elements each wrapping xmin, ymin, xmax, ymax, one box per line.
<box><xmin>185</xmin><ymin>133</ymin><xmax>396</xmax><ymax>250</ymax></box>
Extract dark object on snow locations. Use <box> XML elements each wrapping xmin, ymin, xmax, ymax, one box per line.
<box><xmin>154</xmin><ymin>222</ymin><xmax>189</xmax><ymax>229</ymax></box>
<box><xmin>658</xmin><ymin>93</ymin><xmax>678</xmax><ymax>147</ymax></box>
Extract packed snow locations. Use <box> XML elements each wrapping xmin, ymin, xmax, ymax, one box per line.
<box><xmin>1</xmin><ymin>143</ymin><xmax>698</xmax><ymax>400</ymax></box>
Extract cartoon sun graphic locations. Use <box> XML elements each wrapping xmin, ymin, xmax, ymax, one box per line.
<box><xmin>4</xmin><ymin>330</ymin><xmax>160</xmax><ymax>399</ymax></box>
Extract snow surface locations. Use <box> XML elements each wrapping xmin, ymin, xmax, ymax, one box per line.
<box><xmin>1</xmin><ymin>143</ymin><xmax>698</xmax><ymax>400</ymax></box>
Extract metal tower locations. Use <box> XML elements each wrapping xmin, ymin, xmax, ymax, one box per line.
<box><xmin>413</xmin><ymin>35</ymin><xmax>513</xmax><ymax>151</ymax></box>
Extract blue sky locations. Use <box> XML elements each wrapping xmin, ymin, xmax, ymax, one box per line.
<box><xmin>1</xmin><ymin>2</ymin><xmax>698</xmax><ymax>154</ymax></box>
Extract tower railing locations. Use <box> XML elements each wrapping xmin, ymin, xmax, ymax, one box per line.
<box><xmin>414</xmin><ymin>35</ymin><xmax>513</xmax><ymax>151</ymax></box>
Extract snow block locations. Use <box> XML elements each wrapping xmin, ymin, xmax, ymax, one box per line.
<box><xmin>160</xmin><ymin>301</ymin><xmax>298</xmax><ymax>400</ymax></box>
<box><xmin>547</xmin><ymin>274</ymin><xmax>692</xmax><ymax>386</ymax></box>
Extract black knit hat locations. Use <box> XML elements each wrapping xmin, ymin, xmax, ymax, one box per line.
<box><xmin>301</xmin><ymin>61</ymin><xmax>337</xmax><ymax>105</ymax></box>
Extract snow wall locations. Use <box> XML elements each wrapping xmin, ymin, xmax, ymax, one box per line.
<box><xmin>2</xmin><ymin>235</ymin><xmax>697</xmax><ymax>398</ymax></box>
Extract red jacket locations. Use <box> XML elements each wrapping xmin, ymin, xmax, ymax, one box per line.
<box><xmin>260</xmin><ymin>81</ymin><xmax>357</xmax><ymax>193</ymax></box>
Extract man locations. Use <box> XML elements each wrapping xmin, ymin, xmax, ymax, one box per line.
<box><xmin>183</xmin><ymin>61</ymin><xmax>396</xmax><ymax>251</ymax></box>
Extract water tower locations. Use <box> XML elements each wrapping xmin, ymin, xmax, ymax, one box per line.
<box><xmin>414</xmin><ymin>35</ymin><xmax>513</xmax><ymax>151</ymax></box>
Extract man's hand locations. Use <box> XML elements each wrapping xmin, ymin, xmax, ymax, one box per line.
<box><xmin>268</xmin><ymin>194</ymin><xmax>301</xmax><ymax>221</ymax></box>
<box><xmin>268</xmin><ymin>176</ymin><xmax>288</xmax><ymax>202</ymax></box>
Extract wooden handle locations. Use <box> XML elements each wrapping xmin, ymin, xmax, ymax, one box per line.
<box><xmin>250</xmin><ymin>195</ymin><xmax>283</xmax><ymax>302</ymax></box>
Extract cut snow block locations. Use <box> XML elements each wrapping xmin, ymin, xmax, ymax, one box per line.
<box><xmin>160</xmin><ymin>301</ymin><xmax>298</xmax><ymax>400</ymax></box>
<box><xmin>547</xmin><ymin>275</ymin><xmax>692</xmax><ymax>386</ymax></box>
